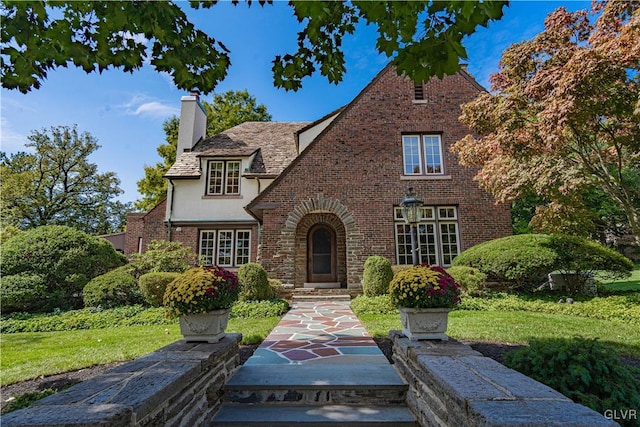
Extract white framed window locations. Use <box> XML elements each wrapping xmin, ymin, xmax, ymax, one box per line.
<box><xmin>207</xmin><ymin>160</ymin><xmax>241</xmax><ymax>195</ymax></box>
<box><xmin>199</xmin><ymin>229</ymin><xmax>251</xmax><ymax>267</ymax></box>
<box><xmin>394</xmin><ymin>206</ymin><xmax>460</xmax><ymax>266</ymax></box>
<box><xmin>402</xmin><ymin>135</ymin><xmax>444</xmax><ymax>176</ymax></box>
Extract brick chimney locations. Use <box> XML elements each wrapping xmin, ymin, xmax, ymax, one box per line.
<box><xmin>177</xmin><ymin>90</ymin><xmax>207</xmax><ymax>154</ymax></box>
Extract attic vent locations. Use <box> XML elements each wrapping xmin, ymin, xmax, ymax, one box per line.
<box><xmin>414</xmin><ymin>83</ymin><xmax>425</xmax><ymax>100</ymax></box>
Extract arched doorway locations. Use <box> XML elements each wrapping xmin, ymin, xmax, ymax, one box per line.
<box><xmin>307</xmin><ymin>224</ymin><xmax>337</xmax><ymax>283</ymax></box>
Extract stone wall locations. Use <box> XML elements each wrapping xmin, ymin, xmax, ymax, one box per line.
<box><xmin>2</xmin><ymin>334</ymin><xmax>242</xmax><ymax>427</ymax></box>
<box><xmin>390</xmin><ymin>331</ymin><xmax>618</xmax><ymax>427</ymax></box>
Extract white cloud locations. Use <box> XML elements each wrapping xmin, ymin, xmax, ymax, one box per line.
<box><xmin>133</xmin><ymin>101</ymin><xmax>179</xmax><ymax>118</ymax></box>
<box><xmin>119</xmin><ymin>94</ymin><xmax>179</xmax><ymax>119</ymax></box>
<box><xmin>0</xmin><ymin>117</ymin><xmax>30</xmax><ymax>153</ymax></box>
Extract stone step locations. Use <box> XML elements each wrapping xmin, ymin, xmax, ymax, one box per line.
<box><xmin>292</xmin><ymin>294</ymin><xmax>352</xmax><ymax>302</ymax></box>
<box><xmin>224</xmin><ymin>364</ymin><xmax>408</xmax><ymax>405</ymax></box>
<box><xmin>212</xmin><ymin>404</ymin><xmax>417</xmax><ymax>426</ymax></box>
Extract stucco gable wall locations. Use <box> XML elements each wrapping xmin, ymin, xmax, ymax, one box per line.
<box><xmin>256</xmin><ymin>67</ymin><xmax>511</xmax><ymax>284</ymax></box>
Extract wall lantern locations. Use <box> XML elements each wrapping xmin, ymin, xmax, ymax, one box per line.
<box><xmin>400</xmin><ymin>186</ymin><xmax>424</xmax><ymax>265</ymax></box>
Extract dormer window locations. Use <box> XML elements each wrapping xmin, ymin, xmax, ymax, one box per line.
<box><xmin>207</xmin><ymin>160</ymin><xmax>241</xmax><ymax>195</ymax></box>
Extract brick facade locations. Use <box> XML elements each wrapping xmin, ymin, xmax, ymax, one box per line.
<box><xmin>249</xmin><ymin>66</ymin><xmax>512</xmax><ymax>286</ymax></box>
<box><xmin>124</xmin><ymin>199</ymin><xmax>168</xmax><ymax>256</ymax></box>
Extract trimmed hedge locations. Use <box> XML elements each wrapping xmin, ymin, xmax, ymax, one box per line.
<box><xmin>0</xmin><ymin>273</ymin><xmax>47</xmax><ymax>313</ymax></box>
<box><xmin>238</xmin><ymin>263</ymin><xmax>274</xmax><ymax>301</ymax></box>
<box><xmin>1</xmin><ymin>225</ymin><xmax>127</xmax><ymax>312</ymax></box>
<box><xmin>362</xmin><ymin>256</ymin><xmax>394</xmax><ymax>297</ymax></box>
<box><xmin>83</xmin><ymin>269</ymin><xmax>144</xmax><ymax>309</ymax></box>
<box><xmin>447</xmin><ymin>266</ymin><xmax>487</xmax><ymax>296</ymax></box>
<box><xmin>139</xmin><ymin>272</ymin><xmax>181</xmax><ymax>306</ymax></box>
<box><xmin>452</xmin><ymin>234</ymin><xmax>633</xmax><ymax>292</ymax></box>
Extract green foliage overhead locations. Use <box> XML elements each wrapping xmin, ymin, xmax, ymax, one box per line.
<box><xmin>83</xmin><ymin>270</ymin><xmax>144</xmax><ymax>309</ymax></box>
<box><xmin>362</xmin><ymin>255</ymin><xmax>394</xmax><ymax>297</ymax></box>
<box><xmin>503</xmin><ymin>338</ymin><xmax>640</xmax><ymax>425</ymax></box>
<box><xmin>0</xmin><ymin>125</ymin><xmax>128</xmax><ymax>235</ymax></box>
<box><xmin>237</xmin><ymin>262</ymin><xmax>274</xmax><ymax>301</ymax></box>
<box><xmin>1</xmin><ymin>225</ymin><xmax>127</xmax><ymax>312</ymax></box>
<box><xmin>135</xmin><ymin>90</ymin><xmax>271</xmax><ymax>211</ymax></box>
<box><xmin>1</xmin><ymin>1</ymin><xmax>507</xmax><ymax>94</ymax></box>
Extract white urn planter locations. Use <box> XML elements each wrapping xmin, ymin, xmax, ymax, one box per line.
<box><xmin>399</xmin><ymin>307</ymin><xmax>450</xmax><ymax>341</ymax></box>
<box><xmin>179</xmin><ymin>308</ymin><xmax>230</xmax><ymax>343</ymax></box>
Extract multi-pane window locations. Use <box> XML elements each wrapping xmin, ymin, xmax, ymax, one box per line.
<box><xmin>394</xmin><ymin>206</ymin><xmax>460</xmax><ymax>266</ymax></box>
<box><xmin>402</xmin><ymin>135</ymin><xmax>443</xmax><ymax>176</ymax></box>
<box><xmin>207</xmin><ymin>160</ymin><xmax>241</xmax><ymax>195</ymax></box>
<box><xmin>199</xmin><ymin>230</ymin><xmax>251</xmax><ymax>267</ymax></box>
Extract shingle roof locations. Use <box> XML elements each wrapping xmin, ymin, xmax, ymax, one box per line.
<box><xmin>164</xmin><ymin>121</ymin><xmax>310</xmax><ymax>179</ymax></box>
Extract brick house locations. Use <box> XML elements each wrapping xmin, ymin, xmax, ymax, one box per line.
<box><xmin>125</xmin><ymin>65</ymin><xmax>512</xmax><ymax>287</ymax></box>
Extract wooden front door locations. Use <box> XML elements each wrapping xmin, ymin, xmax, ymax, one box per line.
<box><xmin>308</xmin><ymin>224</ymin><xmax>336</xmax><ymax>282</ymax></box>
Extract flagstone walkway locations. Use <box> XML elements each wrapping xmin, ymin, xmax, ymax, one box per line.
<box><xmin>245</xmin><ymin>300</ymin><xmax>388</xmax><ymax>365</ymax></box>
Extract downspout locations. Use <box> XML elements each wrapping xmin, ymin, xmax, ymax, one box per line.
<box><xmin>167</xmin><ymin>179</ymin><xmax>175</xmax><ymax>241</ymax></box>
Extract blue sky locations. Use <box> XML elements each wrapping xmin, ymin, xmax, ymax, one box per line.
<box><xmin>0</xmin><ymin>1</ymin><xmax>590</xmax><ymax>205</ymax></box>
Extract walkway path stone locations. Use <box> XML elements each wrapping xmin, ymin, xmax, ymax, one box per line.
<box><xmin>212</xmin><ymin>300</ymin><xmax>418</xmax><ymax>426</ymax></box>
<box><xmin>246</xmin><ymin>301</ymin><xmax>388</xmax><ymax>365</ymax></box>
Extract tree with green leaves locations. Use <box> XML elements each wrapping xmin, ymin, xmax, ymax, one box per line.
<box><xmin>135</xmin><ymin>89</ymin><xmax>272</xmax><ymax>210</ymax></box>
<box><xmin>1</xmin><ymin>1</ymin><xmax>507</xmax><ymax>94</ymax></box>
<box><xmin>453</xmin><ymin>2</ymin><xmax>640</xmax><ymax>245</ymax></box>
<box><xmin>0</xmin><ymin>125</ymin><xmax>129</xmax><ymax>234</ymax></box>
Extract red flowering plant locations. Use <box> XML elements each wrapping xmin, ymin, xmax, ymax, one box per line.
<box><xmin>389</xmin><ymin>264</ymin><xmax>462</xmax><ymax>309</ymax></box>
<box><xmin>163</xmin><ymin>266</ymin><xmax>240</xmax><ymax>317</ymax></box>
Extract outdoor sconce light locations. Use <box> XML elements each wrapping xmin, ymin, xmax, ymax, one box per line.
<box><xmin>401</xmin><ymin>186</ymin><xmax>424</xmax><ymax>265</ymax></box>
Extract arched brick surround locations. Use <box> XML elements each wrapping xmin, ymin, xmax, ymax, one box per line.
<box><xmin>295</xmin><ymin>213</ymin><xmax>346</xmax><ymax>286</ymax></box>
<box><xmin>278</xmin><ymin>194</ymin><xmax>363</xmax><ymax>287</ymax></box>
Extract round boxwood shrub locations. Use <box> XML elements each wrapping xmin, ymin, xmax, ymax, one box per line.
<box><xmin>0</xmin><ymin>273</ymin><xmax>48</xmax><ymax>313</ymax></box>
<box><xmin>446</xmin><ymin>266</ymin><xmax>487</xmax><ymax>296</ymax></box>
<box><xmin>83</xmin><ymin>269</ymin><xmax>144</xmax><ymax>309</ymax></box>
<box><xmin>238</xmin><ymin>263</ymin><xmax>274</xmax><ymax>301</ymax></box>
<box><xmin>1</xmin><ymin>225</ymin><xmax>127</xmax><ymax>312</ymax></box>
<box><xmin>504</xmin><ymin>337</ymin><xmax>640</xmax><ymax>425</ymax></box>
<box><xmin>138</xmin><ymin>272</ymin><xmax>182</xmax><ymax>306</ymax></box>
<box><xmin>362</xmin><ymin>256</ymin><xmax>394</xmax><ymax>297</ymax></box>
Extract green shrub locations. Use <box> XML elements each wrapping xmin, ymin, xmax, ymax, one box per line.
<box><xmin>1</xmin><ymin>225</ymin><xmax>127</xmax><ymax>312</ymax></box>
<box><xmin>504</xmin><ymin>338</ymin><xmax>640</xmax><ymax>426</ymax></box>
<box><xmin>130</xmin><ymin>240</ymin><xmax>196</xmax><ymax>277</ymax></box>
<box><xmin>1</xmin><ymin>305</ymin><xmax>171</xmax><ymax>333</ymax></box>
<box><xmin>453</xmin><ymin>234</ymin><xmax>632</xmax><ymax>292</ymax></box>
<box><xmin>238</xmin><ymin>263</ymin><xmax>274</xmax><ymax>301</ymax></box>
<box><xmin>447</xmin><ymin>266</ymin><xmax>487</xmax><ymax>296</ymax></box>
<box><xmin>545</xmin><ymin>235</ymin><xmax>633</xmax><ymax>293</ymax></box>
<box><xmin>0</xmin><ymin>273</ymin><xmax>47</xmax><ymax>313</ymax></box>
<box><xmin>138</xmin><ymin>272</ymin><xmax>181</xmax><ymax>306</ymax></box>
<box><xmin>231</xmin><ymin>299</ymin><xmax>289</xmax><ymax>318</ymax></box>
<box><xmin>362</xmin><ymin>256</ymin><xmax>394</xmax><ymax>296</ymax></box>
<box><xmin>350</xmin><ymin>295</ymin><xmax>397</xmax><ymax>315</ymax></box>
<box><xmin>83</xmin><ymin>270</ymin><xmax>144</xmax><ymax>309</ymax></box>
<box><xmin>452</xmin><ymin>234</ymin><xmax>556</xmax><ymax>290</ymax></box>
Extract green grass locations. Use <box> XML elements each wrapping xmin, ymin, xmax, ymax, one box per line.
<box><xmin>599</xmin><ymin>263</ymin><xmax>640</xmax><ymax>292</ymax></box>
<box><xmin>357</xmin><ymin>310</ymin><xmax>640</xmax><ymax>358</ymax></box>
<box><xmin>1</xmin><ymin>317</ymin><xmax>280</xmax><ymax>386</ymax></box>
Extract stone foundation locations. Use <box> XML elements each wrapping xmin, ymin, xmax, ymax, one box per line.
<box><xmin>390</xmin><ymin>331</ymin><xmax>618</xmax><ymax>427</ymax></box>
<box><xmin>2</xmin><ymin>334</ymin><xmax>242</xmax><ymax>427</ymax></box>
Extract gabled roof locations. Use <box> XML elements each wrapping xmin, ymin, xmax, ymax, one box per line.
<box><xmin>164</xmin><ymin>121</ymin><xmax>310</xmax><ymax>179</ymax></box>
